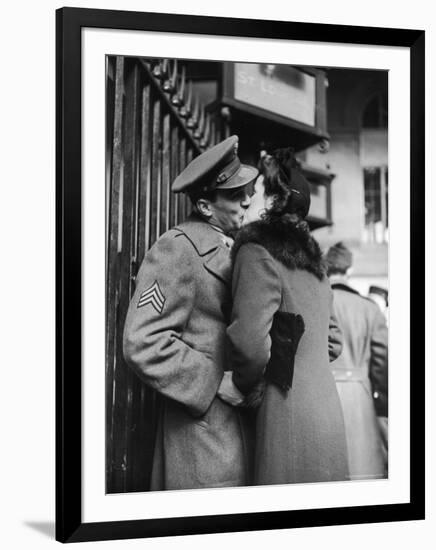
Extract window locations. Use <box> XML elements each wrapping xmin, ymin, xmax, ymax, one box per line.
<box><xmin>363</xmin><ymin>166</ymin><xmax>388</xmax><ymax>243</ymax></box>
<box><xmin>362</xmin><ymin>92</ymin><xmax>388</xmax><ymax>128</ymax></box>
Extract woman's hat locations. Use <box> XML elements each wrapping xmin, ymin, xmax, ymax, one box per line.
<box><xmin>289</xmin><ymin>166</ymin><xmax>311</xmax><ymax>218</ymax></box>
<box><xmin>266</xmin><ymin>148</ymin><xmax>311</xmax><ymax>218</ymax></box>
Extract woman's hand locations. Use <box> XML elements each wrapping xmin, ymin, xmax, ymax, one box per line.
<box><xmin>217</xmin><ymin>371</ymin><xmax>245</xmax><ymax>407</ymax></box>
<box><xmin>243</xmin><ymin>379</ymin><xmax>266</xmax><ymax>409</ymax></box>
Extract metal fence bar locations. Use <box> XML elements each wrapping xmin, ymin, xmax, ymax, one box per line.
<box><xmin>106</xmin><ymin>57</ymin><xmax>219</xmax><ymax>493</ymax></box>
<box><xmin>131</xmin><ymin>80</ymin><xmax>155</xmax><ymax>491</ymax></box>
<box><xmin>161</xmin><ymin>112</ymin><xmax>171</xmax><ymax>234</ymax></box>
<box><xmin>138</xmin><ymin>83</ymin><xmax>152</xmax><ymax>258</ymax></box>
<box><xmin>138</xmin><ymin>59</ymin><xmax>201</xmax><ymax>153</ymax></box>
<box><xmin>106</xmin><ymin>56</ymin><xmax>125</xmax><ymax>493</ymax></box>
<box><xmin>150</xmin><ymin>97</ymin><xmax>161</xmax><ymax>245</ymax></box>
<box><xmin>111</xmin><ymin>61</ymin><xmax>140</xmax><ymax>493</ymax></box>
<box><xmin>105</xmin><ymin>57</ymin><xmax>115</xmax><ymax>248</ymax></box>
<box><xmin>178</xmin><ymin>137</ymin><xmax>187</xmax><ymax>223</ymax></box>
<box><xmin>170</xmin><ymin>125</ymin><xmax>179</xmax><ymax>227</ymax></box>
<box><xmin>185</xmin><ymin>147</ymin><xmax>194</xmax><ymax>219</ymax></box>
<box><xmin>122</xmin><ymin>62</ymin><xmax>143</xmax><ymax>492</ymax></box>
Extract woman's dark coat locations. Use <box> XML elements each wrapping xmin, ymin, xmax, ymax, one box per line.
<box><xmin>227</xmin><ymin>217</ymin><xmax>349</xmax><ymax>485</ymax></box>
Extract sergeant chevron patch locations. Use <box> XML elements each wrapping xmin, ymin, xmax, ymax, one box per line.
<box><xmin>137</xmin><ymin>280</ymin><xmax>166</xmax><ymax>314</ymax></box>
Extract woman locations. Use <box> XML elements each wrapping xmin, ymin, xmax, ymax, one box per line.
<box><xmin>225</xmin><ymin>149</ymin><xmax>349</xmax><ymax>485</ymax></box>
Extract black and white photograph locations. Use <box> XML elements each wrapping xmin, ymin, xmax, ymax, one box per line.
<box><xmin>52</xmin><ymin>6</ymin><xmax>425</xmax><ymax>544</ymax></box>
<box><xmin>1</xmin><ymin>0</ymin><xmax>431</xmax><ymax>547</ymax></box>
<box><xmin>105</xmin><ymin>56</ymin><xmax>389</xmax><ymax>494</ymax></box>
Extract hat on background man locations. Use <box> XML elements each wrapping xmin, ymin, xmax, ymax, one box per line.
<box><xmin>172</xmin><ymin>135</ymin><xmax>258</xmax><ymax>196</ymax></box>
<box><xmin>325</xmin><ymin>242</ymin><xmax>353</xmax><ymax>275</ymax></box>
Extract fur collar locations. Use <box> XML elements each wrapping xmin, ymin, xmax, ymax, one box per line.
<box><xmin>232</xmin><ymin>215</ymin><xmax>326</xmax><ymax>280</ymax></box>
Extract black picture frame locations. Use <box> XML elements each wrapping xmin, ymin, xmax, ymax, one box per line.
<box><xmin>56</xmin><ymin>6</ymin><xmax>425</xmax><ymax>543</ymax></box>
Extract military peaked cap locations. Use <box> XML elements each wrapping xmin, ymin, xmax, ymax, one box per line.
<box><xmin>172</xmin><ymin>135</ymin><xmax>258</xmax><ymax>194</ymax></box>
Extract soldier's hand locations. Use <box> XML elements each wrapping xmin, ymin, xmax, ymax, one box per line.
<box><xmin>217</xmin><ymin>371</ymin><xmax>245</xmax><ymax>407</ymax></box>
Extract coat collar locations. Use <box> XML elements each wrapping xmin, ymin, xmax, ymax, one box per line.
<box><xmin>175</xmin><ymin>213</ymin><xmax>231</xmax><ymax>285</ymax></box>
<box><xmin>331</xmin><ymin>282</ymin><xmax>361</xmax><ymax>296</ymax></box>
<box><xmin>232</xmin><ymin>216</ymin><xmax>326</xmax><ymax>281</ymax></box>
<box><xmin>203</xmin><ymin>247</ymin><xmax>232</xmax><ymax>285</ymax></box>
<box><xmin>175</xmin><ymin>213</ymin><xmax>224</xmax><ymax>256</ymax></box>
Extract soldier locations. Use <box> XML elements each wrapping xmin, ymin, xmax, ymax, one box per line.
<box><xmin>123</xmin><ymin>135</ymin><xmax>258</xmax><ymax>490</ymax></box>
<box><xmin>367</xmin><ymin>284</ymin><xmax>389</xmax><ymax>470</ymax></box>
<box><xmin>326</xmin><ymin>242</ymin><xmax>388</xmax><ymax>480</ymax></box>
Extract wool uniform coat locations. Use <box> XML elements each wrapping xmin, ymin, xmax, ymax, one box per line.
<box><xmin>123</xmin><ymin>214</ymin><xmax>250</xmax><ymax>491</ymax></box>
<box><xmin>228</xmin><ymin>220</ymin><xmax>349</xmax><ymax>486</ymax></box>
<box><xmin>330</xmin><ymin>282</ymin><xmax>388</xmax><ymax>480</ymax></box>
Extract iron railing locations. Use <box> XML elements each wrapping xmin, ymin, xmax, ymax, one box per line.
<box><xmin>105</xmin><ymin>56</ymin><xmax>224</xmax><ymax>493</ymax></box>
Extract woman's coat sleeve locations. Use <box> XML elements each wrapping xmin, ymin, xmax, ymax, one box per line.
<box><xmin>227</xmin><ymin>243</ymin><xmax>282</xmax><ymax>394</ymax></box>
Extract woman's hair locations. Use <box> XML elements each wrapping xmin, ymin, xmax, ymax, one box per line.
<box><xmin>257</xmin><ymin>148</ymin><xmax>325</xmax><ymax>279</ymax></box>
<box><xmin>258</xmin><ymin>148</ymin><xmax>310</xmax><ymax>220</ymax></box>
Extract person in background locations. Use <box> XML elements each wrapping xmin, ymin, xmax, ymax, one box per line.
<box><xmin>368</xmin><ymin>285</ymin><xmax>389</xmax><ymax>323</ymax></box>
<box><xmin>123</xmin><ymin>136</ymin><xmax>258</xmax><ymax>490</ymax></box>
<box><xmin>326</xmin><ymin>242</ymin><xmax>388</xmax><ymax>479</ymax></box>
<box><xmin>220</xmin><ymin>149</ymin><xmax>348</xmax><ymax>486</ymax></box>
<box><xmin>367</xmin><ymin>284</ymin><xmax>389</xmax><ymax>470</ymax></box>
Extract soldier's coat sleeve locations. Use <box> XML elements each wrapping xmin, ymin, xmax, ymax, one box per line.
<box><xmin>123</xmin><ymin>232</ymin><xmax>222</xmax><ymax>417</ymax></box>
<box><xmin>328</xmin><ymin>290</ymin><xmax>343</xmax><ymax>362</ymax></box>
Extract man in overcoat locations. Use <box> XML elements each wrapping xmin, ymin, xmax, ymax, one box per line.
<box><xmin>326</xmin><ymin>242</ymin><xmax>388</xmax><ymax>479</ymax></box>
<box><xmin>123</xmin><ymin>136</ymin><xmax>258</xmax><ymax>490</ymax></box>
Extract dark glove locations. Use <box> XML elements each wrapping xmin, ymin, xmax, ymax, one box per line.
<box><xmin>264</xmin><ymin>311</ymin><xmax>305</xmax><ymax>393</ymax></box>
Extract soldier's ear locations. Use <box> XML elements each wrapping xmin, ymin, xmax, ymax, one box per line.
<box><xmin>196</xmin><ymin>198</ymin><xmax>213</xmax><ymax>218</ymax></box>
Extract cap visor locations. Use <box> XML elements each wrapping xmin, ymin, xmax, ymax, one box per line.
<box><xmin>215</xmin><ymin>164</ymin><xmax>259</xmax><ymax>190</ymax></box>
